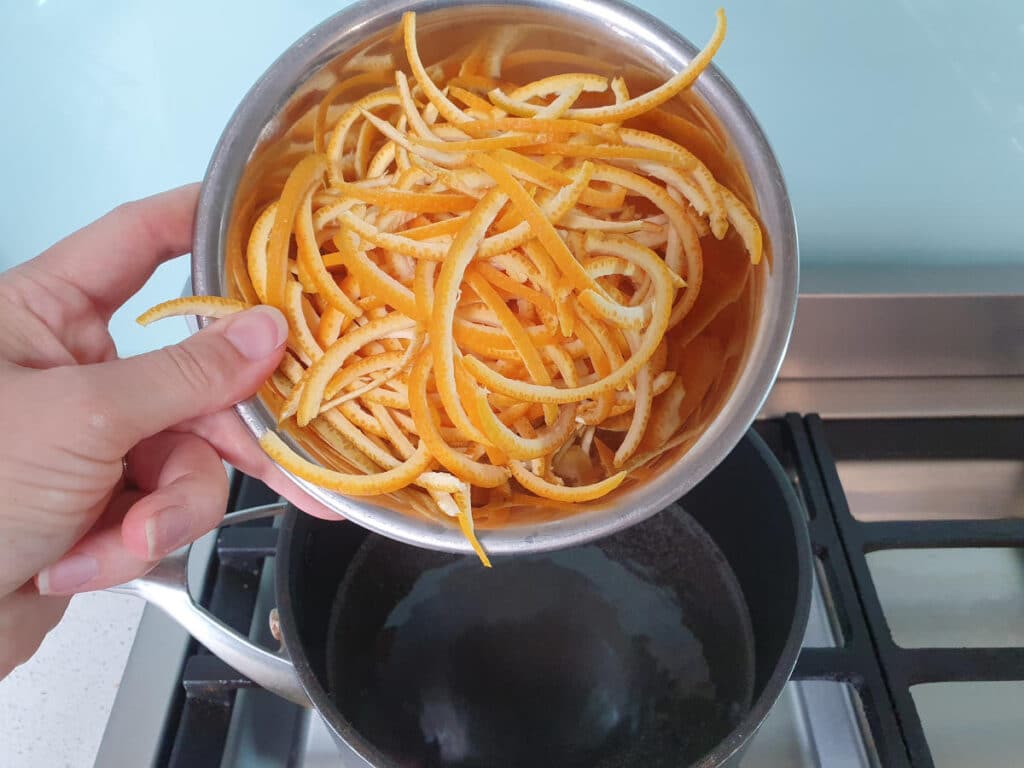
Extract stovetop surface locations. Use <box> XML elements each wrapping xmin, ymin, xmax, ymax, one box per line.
<box><xmin>95</xmin><ymin>413</ymin><xmax>1024</xmax><ymax>768</ymax></box>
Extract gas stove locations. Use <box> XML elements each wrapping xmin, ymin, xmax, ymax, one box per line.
<box><xmin>95</xmin><ymin>292</ymin><xmax>1024</xmax><ymax>767</ymax></box>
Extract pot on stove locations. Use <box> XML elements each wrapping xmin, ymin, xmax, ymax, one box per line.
<box><xmin>116</xmin><ymin>429</ymin><xmax>810</xmax><ymax>767</ymax></box>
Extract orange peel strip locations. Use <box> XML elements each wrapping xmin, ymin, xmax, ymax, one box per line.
<box><xmin>284</xmin><ymin>280</ymin><xmax>323</xmax><ymax>365</ymax></box>
<box><xmin>260</xmin><ymin>431</ymin><xmax>432</xmax><ymax>495</ymax></box>
<box><xmin>316</xmin><ymin>307</ymin><xmax>346</xmax><ymax>349</ymax></box>
<box><xmin>368</xmin><ymin>401</ymin><xmax>416</xmax><ymax>459</ymax></box>
<box><xmin>333</xmin><ymin>231</ymin><xmax>421</xmax><ymax>320</ymax></box>
<box><xmin>505</xmin><ymin>9</ymin><xmax>727</xmax><ymax>123</ymax></box>
<box><xmin>462</xmin><ymin>241</ymin><xmax>673</xmax><ymax>404</ymax></box>
<box><xmin>463</xmin><ymin>269</ymin><xmax>557</xmax><ymax>425</ymax></box>
<box><xmin>430</xmin><ymin>187</ymin><xmax>508</xmax><ymax>445</ymax></box>
<box><xmin>508</xmin><ymin>461</ymin><xmax>626</xmax><ymax>502</ymax></box>
<box><xmin>395</xmin><ymin>70</ymin><xmax>449</xmax><ymax>141</ymax></box>
<box><xmin>471</xmin><ymin>153</ymin><xmax>599</xmax><ymax>294</ymax></box>
<box><xmin>402</xmin><ymin>215</ymin><xmax>467</xmax><ymax>240</ymax></box>
<box><xmin>326</xmin><ymin>89</ymin><xmax>401</xmax><ymax>185</ymax></box>
<box><xmin>448</xmin><ymin>85</ymin><xmax>497</xmax><ymax>114</ymax></box>
<box><xmin>267</xmin><ymin>154</ymin><xmax>328</xmax><ymax>308</ymax></box>
<box><xmin>614</xmin><ymin>359</ymin><xmax>653</xmax><ymax>466</ymax></box>
<box><xmin>366</xmin><ymin>141</ymin><xmax>398</xmax><ymax>179</ymax></box>
<box><xmin>296</xmin><ymin>313</ymin><xmax>416</xmax><ymax>427</ymax></box>
<box><xmin>472</xmin><ymin>388</ymin><xmax>577</xmax><ymax>461</ymax></box>
<box><xmin>408</xmin><ymin>349</ymin><xmax>511</xmax><ymax>488</ymax></box>
<box><xmin>296</xmin><ymin>191</ymin><xmax>364</xmax><ymax>318</ymax></box>
<box><xmin>578</xmin><ymin>288</ymin><xmax>649</xmax><ymax>330</ymax></box>
<box><xmin>402</xmin><ymin>12</ymin><xmax>473</xmax><ymax>124</ymax></box>
<box><xmin>720</xmin><ymin>186</ymin><xmax>764</xmax><ymax>264</ymax></box>
<box><xmin>329</xmin><ymin>181</ymin><xmax>477</xmax><ymax>213</ymax></box>
<box><xmin>136</xmin><ymin>296</ymin><xmax>248</xmax><ymax>326</ymax></box>
<box><xmin>245</xmin><ymin>203</ymin><xmax>277</xmax><ymax>303</ymax></box>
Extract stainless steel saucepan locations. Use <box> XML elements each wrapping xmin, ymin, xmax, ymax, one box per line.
<box><xmin>190</xmin><ymin>0</ymin><xmax>800</xmax><ymax>557</ymax></box>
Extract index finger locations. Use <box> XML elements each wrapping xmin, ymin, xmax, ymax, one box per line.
<box><xmin>32</xmin><ymin>183</ymin><xmax>200</xmax><ymax>316</ymax></box>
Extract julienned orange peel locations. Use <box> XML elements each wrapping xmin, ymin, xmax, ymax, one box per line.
<box><xmin>139</xmin><ymin>8</ymin><xmax>764</xmax><ymax>566</ymax></box>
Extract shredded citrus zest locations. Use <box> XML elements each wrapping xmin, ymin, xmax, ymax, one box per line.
<box><xmin>140</xmin><ymin>8</ymin><xmax>766</xmax><ymax>565</ymax></box>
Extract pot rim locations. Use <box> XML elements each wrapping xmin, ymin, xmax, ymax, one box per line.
<box><xmin>193</xmin><ymin>0</ymin><xmax>800</xmax><ymax>557</ymax></box>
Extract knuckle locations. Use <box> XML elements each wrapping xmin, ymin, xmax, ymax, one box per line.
<box><xmin>161</xmin><ymin>342</ymin><xmax>218</xmax><ymax>395</ymax></box>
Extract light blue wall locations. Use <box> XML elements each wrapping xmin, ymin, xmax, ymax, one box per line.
<box><xmin>1</xmin><ymin>1</ymin><xmax>1021</xmax><ymax>354</ymax></box>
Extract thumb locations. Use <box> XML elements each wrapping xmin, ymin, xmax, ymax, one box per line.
<box><xmin>77</xmin><ymin>306</ymin><xmax>288</xmax><ymax>451</ymax></box>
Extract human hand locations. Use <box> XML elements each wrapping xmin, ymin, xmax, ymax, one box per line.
<box><xmin>0</xmin><ymin>184</ymin><xmax>336</xmax><ymax>678</ymax></box>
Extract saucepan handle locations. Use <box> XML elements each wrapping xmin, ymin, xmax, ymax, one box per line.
<box><xmin>108</xmin><ymin>502</ymin><xmax>310</xmax><ymax>707</ymax></box>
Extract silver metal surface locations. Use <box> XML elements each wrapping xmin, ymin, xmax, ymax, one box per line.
<box><xmin>191</xmin><ymin>0</ymin><xmax>799</xmax><ymax>558</ymax></box>
<box><xmin>764</xmin><ymin>290</ymin><xmax>1024</xmax><ymax>419</ymax></box>
<box><xmin>221</xmin><ymin>500</ymin><xmax>289</xmax><ymax>525</ymax></box>
<box><xmin>851</xmin><ymin>448</ymin><xmax>1024</xmax><ymax>766</ymax></box>
<box><xmin>782</xmin><ymin>294</ymin><xmax>1024</xmax><ymax>379</ymax></box>
<box><xmin>756</xmin><ymin>535</ymin><xmax>878</xmax><ymax>768</ymax></box>
<box><xmin>869</xmin><ymin>548</ymin><xmax>1024</xmax><ymax>650</ymax></box>
<box><xmin>94</xmin><ymin>530</ymin><xmax>216</xmax><ymax>768</ymax></box>
<box><xmin>911</xmin><ymin>682</ymin><xmax>1024</xmax><ymax>768</ymax></box>
<box><xmin>763</xmin><ymin>376</ymin><xmax>1024</xmax><ymax>419</ymax></box>
<box><xmin>108</xmin><ymin>503</ymin><xmax>309</xmax><ymax>708</ymax></box>
<box><xmin>220</xmin><ymin>548</ymin><xmax>314</xmax><ymax>767</ymax></box>
<box><xmin>840</xmin><ymin>459</ymin><xmax>1024</xmax><ymax>522</ymax></box>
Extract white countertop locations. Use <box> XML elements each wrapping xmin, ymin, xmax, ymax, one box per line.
<box><xmin>0</xmin><ymin>595</ymin><xmax>145</xmax><ymax>767</ymax></box>
<box><xmin>1</xmin><ymin>1</ymin><xmax>1021</xmax><ymax>766</ymax></box>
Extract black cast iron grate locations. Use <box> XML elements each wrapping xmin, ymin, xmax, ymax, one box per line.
<box><xmin>157</xmin><ymin>415</ymin><xmax>1024</xmax><ymax>768</ymax></box>
<box><xmin>157</xmin><ymin>472</ymin><xmax>282</xmax><ymax>767</ymax></box>
<box><xmin>795</xmin><ymin>415</ymin><xmax>1024</xmax><ymax>768</ymax></box>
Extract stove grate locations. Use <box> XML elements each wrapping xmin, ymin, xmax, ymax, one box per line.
<box><xmin>161</xmin><ymin>415</ymin><xmax>1024</xmax><ymax>767</ymax></box>
<box><xmin>802</xmin><ymin>415</ymin><xmax>1024</xmax><ymax>768</ymax></box>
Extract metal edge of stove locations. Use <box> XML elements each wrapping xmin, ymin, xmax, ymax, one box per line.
<box><xmin>763</xmin><ymin>288</ymin><xmax>1024</xmax><ymax>419</ymax></box>
<box><xmin>94</xmin><ymin>530</ymin><xmax>218</xmax><ymax>768</ymax></box>
<box><xmin>774</xmin><ymin>479</ymin><xmax>879</xmax><ymax>768</ymax></box>
<box><xmin>97</xmin><ymin>289</ymin><xmax>1023</xmax><ymax>766</ymax></box>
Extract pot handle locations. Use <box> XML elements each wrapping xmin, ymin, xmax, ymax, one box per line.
<box><xmin>108</xmin><ymin>502</ymin><xmax>311</xmax><ymax>707</ymax></box>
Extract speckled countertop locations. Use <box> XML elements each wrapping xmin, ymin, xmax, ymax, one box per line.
<box><xmin>0</xmin><ymin>594</ymin><xmax>145</xmax><ymax>766</ymax></box>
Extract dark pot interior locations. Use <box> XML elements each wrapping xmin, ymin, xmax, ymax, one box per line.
<box><xmin>278</xmin><ymin>429</ymin><xmax>811</xmax><ymax>767</ymax></box>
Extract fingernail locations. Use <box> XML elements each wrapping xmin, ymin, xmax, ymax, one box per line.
<box><xmin>38</xmin><ymin>554</ymin><xmax>99</xmax><ymax>595</ymax></box>
<box><xmin>224</xmin><ymin>306</ymin><xmax>288</xmax><ymax>360</ymax></box>
<box><xmin>145</xmin><ymin>507</ymin><xmax>192</xmax><ymax>559</ymax></box>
